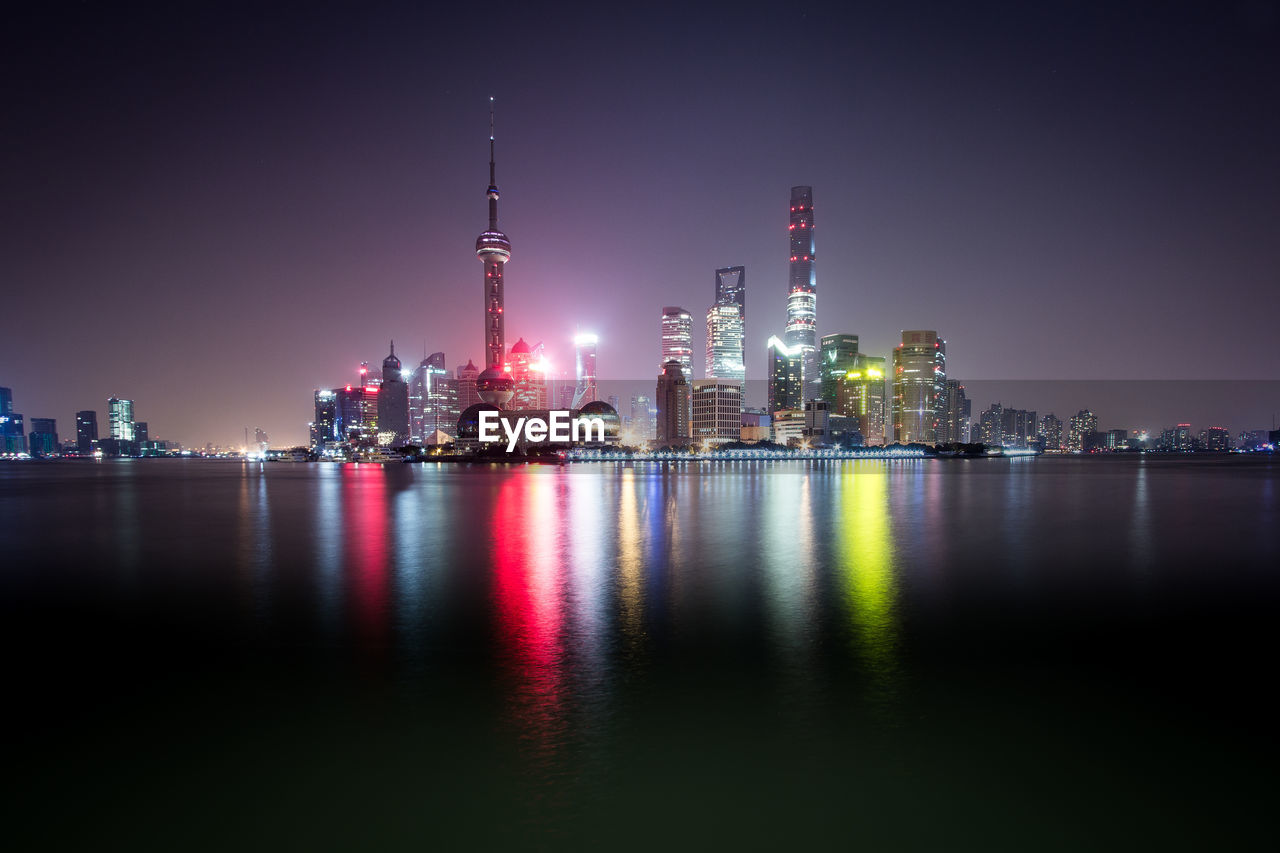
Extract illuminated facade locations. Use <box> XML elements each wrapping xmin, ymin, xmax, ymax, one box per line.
<box><xmin>1038</xmin><ymin>413</ymin><xmax>1063</xmax><ymax>451</ymax></box>
<box><xmin>785</xmin><ymin>186</ymin><xmax>817</xmax><ymax>393</ymax></box>
<box><xmin>767</xmin><ymin>335</ymin><xmax>802</xmax><ymax>414</ymax></box>
<box><xmin>891</xmin><ymin>331</ymin><xmax>945</xmax><ymax>444</ymax></box>
<box><xmin>706</xmin><ymin>304</ymin><xmax>745</xmax><ymax>381</ymax></box>
<box><xmin>628</xmin><ymin>394</ymin><xmax>656</xmax><ymax>443</ymax></box>
<box><xmin>336</xmin><ymin>384</ymin><xmax>378</xmax><ymax>444</ymax></box>
<box><xmin>691</xmin><ymin>379</ymin><xmax>743</xmax><ymax>445</ymax></box>
<box><xmin>410</xmin><ymin>352</ymin><xmax>460</xmax><ymax>442</ymax></box>
<box><xmin>571</xmin><ymin>334</ymin><xmax>598</xmax><ymax>409</ymax></box>
<box><xmin>655</xmin><ymin>360</ymin><xmax>690</xmax><ymax>446</ymax></box>
<box><xmin>706</xmin><ymin>266</ymin><xmax>746</xmax><ymax>381</ymax></box>
<box><xmin>837</xmin><ymin>358</ymin><xmax>887</xmax><ymax>445</ymax></box>
<box><xmin>456</xmin><ymin>359</ymin><xmax>480</xmax><ymax>412</ymax></box>
<box><xmin>819</xmin><ymin>333</ymin><xmax>860</xmax><ymax>404</ymax></box>
<box><xmin>312</xmin><ymin>390</ymin><xmax>337</xmax><ymax>446</ymax></box>
<box><xmin>377</xmin><ymin>342</ymin><xmax>410</xmax><ymax>446</ymax></box>
<box><xmin>939</xmin><ymin>379</ymin><xmax>971</xmax><ymax>444</ymax></box>
<box><xmin>475</xmin><ymin>98</ymin><xmax>514</xmax><ymax>407</ymax></box>
<box><xmin>28</xmin><ymin>418</ymin><xmax>57</xmax><ymax>456</ymax></box>
<box><xmin>661</xmin><ymin>306</ymin><xmax>694</xmax><ymax>379</ymax></box>
<box><xmin>107</xmin><ymin>397</ymin><xmax>135</xmax><ymax>441</ymax></box>
<box><xmin>507</xmin><ymin>337</ymin><xmax>550</xmax><ymax>410</ymax></box>
<box><xmin>1067</xmin><ymin>409</ymin><xmax>1098</xmax><ymax>452</ymax></box>
<box><xmin>75</xmin><ymin>410</ymin><xmax>98</xmax><ymax>453</ymax></box>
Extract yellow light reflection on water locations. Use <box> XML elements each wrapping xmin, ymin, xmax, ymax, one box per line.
<box><xmin>617</xmin><ymin>467</ymin><xmax>644</xmax><ymax>643</ymax></box>
<box><xmin>838</xmin><ymin>461</ymin><xmax>899</xmax><ymax>701</ymax></box>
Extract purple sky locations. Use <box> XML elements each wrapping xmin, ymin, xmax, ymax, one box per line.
<box><xmin>3</xmin><ymin>2</ymin><xmax>1278</xmax><ymax>446</ymax></box>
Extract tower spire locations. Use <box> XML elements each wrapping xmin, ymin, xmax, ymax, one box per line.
<box><xmin>475</xmin><ymin>97</ymin><xmax>513</xmax><ymax>388</ymax></box>
<box><xmin>487</xmin><ymin>96</ymin><xmax>499</xmax><ymax>230</ymax></box>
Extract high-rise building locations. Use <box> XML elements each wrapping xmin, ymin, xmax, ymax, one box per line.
<box><xmin>706</xmin><ymin>304</ymin><xmax>746</xmax><ymax>381</ymax></box>
<box><xmin>313</xmin><ymin>390</ymin><xmax>337</xmax><ymax>447</ymax></box>
<box><xmin>1000</xmin><ymin>407</ymin><xmax>1037</xmax><ymax>448</ymax></box>
<box><xmin>715</xmin><ymin>265</ymin><xmax>745</xmax><ymax>313</ymax></box>
<box><xmin>75</xmin><ymin>410</ymin><xmax>98</xmax><ymax>453</ymax></box>
<box><xmin>837</xmin><ymin>359</ymin><xmax>887</xmax><ymax>445</ymax></box>
<box><xmin>661</xmin><ymin>307</ymin><xmax>694</xmax><ymax>379</ymax></box>
<box><xmin>572</xmin><ymin>333</ymin><xmax>598</xmax><ymax>409</ymax></box>
<box><xmin>507</xmin><ymin>338</ymin><xmax>549</xmax><ymax>411</ymax></box>
<box><xmin>475</xmin><ymin>98</ymin><xmax>515</xmax><ymax>408</ymax></box>
<box><xmin>108</xmin><ymin>397</ymin><xmax>135</xmax><ymax>441</ymax></box>
<box><xmin>410</xmin><ymin>352</ymin><xmax>460</xmax><ymax>442</ymax></box>
<box><xmin>706</xmin><ymin>266</ymin><xmax>746</xmax><ymax>381</ymax></box>
<box><xmin>456</xmin><ymin>359</ymin><xmax>480</xmax><ymax>412</ymax></box>
<box><xmin>134</xmin><ymin>422</ymin><xmax>149</xmax><ymax>444</ymax></box>
<box><xmin>377</xmin><ymin>342</ymin><xmax>410</xmax><ymax>446</ymax></box>
<box><xmin>819</xmin><ymin>333</ymin><xmax>860</xmax><ymax>404</ymax></box>
<box><xmin>939</xmin><ymin>379</ymin><xmax>970</xmax><ymax>444</ymax></box>
<box><xmin>785</xmin><ymin>186</ymin><xmax>818</xmax><ymax>393</ymax></box>
<box><xmin>767</xmin><ymin>335</ymin><xmax>803</xmax><ymax>415</ymax></box>
<box><xmin>691</xmin><ymin>379</ymin><xmax>743</xmax><ymax>446</ymax></box>
<box><xmin>1201</xmin><ymin>426</ymin><xmax>1231</xmax><ymax>452</ymax></box>
<box><xmin>656</xmin><ymin>360</ymin><xmax>690</xmax><ymax>446</ymax></box>
<box><xmin>891</xmin><ymin>331</ymin><xmax>945</xmax><ymax>444</ymax></box>
<box><xmin>629</xmin><ymin>395</ymin><xmax>655</xmax><ymax>442</ymax></box>
<box><xmin>1068</xmin><ymin>410</ymin><xmax>1098</xmax><ymax>452</ymax></box>
<box><xmin>28</xmin><ymin>418</ymin><xmax>57</xmax><ymax>456</ymax></box>
<box><xmin>336</xmin><ymin>384</ymin><xmax>378</xmax><ymax>444</ymax></box>
<box><xmin>1038</xmin><ymin>413</ymin><xmax>1063</xmax><ymax>451</ymax></box>
<box><xmin>0</xmin><ymin>388</ymin><xmax>26</xmax><ymax>454</ymax></box>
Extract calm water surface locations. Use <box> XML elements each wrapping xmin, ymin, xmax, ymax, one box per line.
<box><xmin>2</xmin><ymin>457</ymin><xmax>1276</xmax><ymax>849</ymax></box>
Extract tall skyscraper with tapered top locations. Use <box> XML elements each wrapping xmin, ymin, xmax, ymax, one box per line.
<box><xmin>475</xmin><ymin>98</ymin><xmax>514</xmax><ymax>407</ymax></box>
<box><xmin>785</xmin><ymin>186</ymin><xmax>817</xmax><ymax>396</ymax></box>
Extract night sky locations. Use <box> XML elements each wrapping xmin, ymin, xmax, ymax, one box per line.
<box><xmin>3</xmin><ymin>2</ymin><xmax>1278</xmax><ymax>447</ymax></box>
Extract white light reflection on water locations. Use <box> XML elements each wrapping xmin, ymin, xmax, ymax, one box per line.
<box><xmin>236</xmin><ymin>464</ymin><xmax>272</xmax><ymax>629</ymax></box>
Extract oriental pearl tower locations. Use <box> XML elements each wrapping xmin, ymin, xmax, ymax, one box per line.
<box><xmin>474</xmin><ymin>97</ymin><xmax>515</xmax><ymax>407</ymax></box>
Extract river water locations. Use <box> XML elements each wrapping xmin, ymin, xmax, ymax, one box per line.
<box><xmin>2</xmin><ymin>456</ymin><xmax>1276</xmax><ymax>849</ymax></box>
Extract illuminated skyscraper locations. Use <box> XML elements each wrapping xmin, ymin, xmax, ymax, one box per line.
<box><xmin>766</xmin><ymin>336</ymin><xmax>802</xmax><ymax>414</ymax></box>
<box><xmin>1038</xmin><ymin>413</ymin><xmax>1063</xmax><ymax>451</ymax></box>
<box><xmin>475</xmin><ymin>98</ymin><xmax>514</xmax><ymax>407</ymax></box>
<box><xmin>409</xmin><ymin>352</ymin><xmax>459</xmax><ymax>441</ymax></box>
<box><xmin>691</xmin><ymin>379</ymin><xmax>744</xmax><ymax>446</ymax></box>
<box><xmin>313</xmin><ymin>390</ymin><xmax>337</xmax><ymax>447</ymax></box>
<box><xmin>715</xmin><ymin>265</ymin><xmax>745</xmax><ymax>313</ymax></box>
<box><xmin>939</xmin><ymin>379</ymin><xmax>971</xmax><ymax>444</ymax></box>
<box><xmin>75</xmin><ymin>410</ymin><xmax>98</xmax><ymax>453</ymax></box>
<box><xmin>336</xmin><ymin>384</ymin><xmax>378</xmax><ymax>444</ymax></box>
<box><xmin>1068</xmin><ymin>410</ymin><xmax>1098</xmax><ymax>452</ymax></box>
<box><xmin>891</xmin><ymin>331</ymin><xmax>945</xmax><ymax>444</ymax></box>
<box><xmin>819</xmin><ymin>333</ymin><xmax>860</xmax><ymax>404</ymax></box>
<box><xmin>108</xmin><ymin>397</ymin><xmax>135</xmax><ymax>441</ymax></box>
<box><xmin>629</xmin><ymin>394</ymin><xmax>655</xmax><ymax>442</ymax></box>
<box><xmin>706</xmin><ymin>304</ymin><xmax>745</xmax><ymax>381</ymax></box>
<box><xmin>656</xmin><ymin>360</ymin><xmax>690</xmax><ymax>446</ymax></box>
<box><xmin>507</xmin><ymin>338</ymin><xmax>549</xmax><ymax>410</ymax></box>
<box><xmin>377</xmin><ymin>342</ymin><xmax>410</xmax><ymax>446</ymax></box>
<box><xmin>785</xmin><ymin>186</ymin><xmax>817</xmax><ymax>394</ymax></box>
<box><xmin>456</xmin><ymin>358</ymin><xmax>480</xmax><ymax>411</ymax></box>
<box><xmin>572</xmin><ymin>333</ymin><xmax>598</xmax><ymax>409</ymax></box>
<box><xmin>837</xmin><ymin>358</ymin><xmax>887</xmax><ymax>445</ymax></box>
<box><xmin>28</xmin><ymin>418</ymin><xmax>57</xmax><ymax>456</ymax></box>
<box><xmin>661</xmin><ymin>306</ymin><xmax>694</xmax><ymax>379</ymax></box>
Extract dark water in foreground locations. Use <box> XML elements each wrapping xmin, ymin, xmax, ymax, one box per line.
<box><xmin>1</xmin><ymin>456</ymin><xmax>1277</xmax><ymax>849</ymax></box>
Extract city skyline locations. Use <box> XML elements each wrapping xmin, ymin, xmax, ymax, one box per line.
<box><xmin>3</xmin><ymin>4</ymin><xmax>1278</xmax><ymax>447</ymax></box>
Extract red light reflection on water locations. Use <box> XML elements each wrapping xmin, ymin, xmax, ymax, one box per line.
<box><xmin>491</xmin><ymin>471</ymin><xmax>568</xmax><ymax>759</ymax></box>
<box><xmin>341</xmin><ymin>463</ymin><xmax>390</xmax><ymax>653</ymax></box>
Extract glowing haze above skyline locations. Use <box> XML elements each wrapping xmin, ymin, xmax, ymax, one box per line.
<box><xmin>3</xmin><ymin>2</ymin><xmax>1278</xmax><ymax>446</ymax></box>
